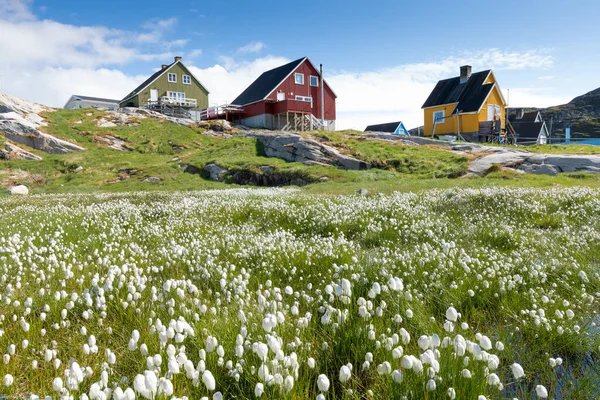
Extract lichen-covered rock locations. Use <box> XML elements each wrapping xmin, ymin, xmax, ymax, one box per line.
<box><xmin>0</xmin><ymin>142</ymin><xmax>42</xmax><ymax>160</ymax></box>
<box><xmin>246</xmin><ymin>132</ymin><xmax>370</xmax><ymax>170</ymax></box>
<box><xmin>203</xmin><ymin>163</ymin><xmax>230</xmax><ymax>181</ymax></box>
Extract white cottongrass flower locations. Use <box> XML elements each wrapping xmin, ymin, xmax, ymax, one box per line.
<box><xmin>255</xmin><ymin>382</ymin><xmax>264</xmax><ymax>397</ymax></box>
<box><xmin>446</xmin><ymin>306</ymin><xmax>458</xmax><ymax>322</ymax></box>
<box><xmin>202</xmin><ymin>370</ymin><xmax>216</xmax><ymax>391</ymax></box>
<box><xmin>511</xmin><ymin>363</ymin><xmax>525</xmax><ymax>379</ymax></box>
<box><xmin>317</xmin><ymin>374</ymin><xmax>330</xmax><ymax>392</ymax></box>
<box><xmin>536</xmin><ymin>385</ymin><xmax>548</xmax><ymax>398</ymax></box>
<box><xmin>339</xmin><ymin>365</ymin><xmax>351</xmax><ymax>383</ymax></box>
<box><xmin>3</xmin><ymin>374</ymin><xmax>14</xmax><ymax>387</ymax></box>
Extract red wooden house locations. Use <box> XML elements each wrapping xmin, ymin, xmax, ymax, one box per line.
<box><xmin>230</xmin><ymin>57</ymin><xmax>337</xmax><ymax>131</ymax></box>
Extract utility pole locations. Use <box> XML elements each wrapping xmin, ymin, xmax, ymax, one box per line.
<box><xmin>320</xmin><ymin>64</ymin><xmax>325</xmax><ymax>128</ymax></box>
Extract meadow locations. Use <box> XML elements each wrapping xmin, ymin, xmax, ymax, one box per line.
<box><xmin>0</xmin><ymin>188</ymin><xmax>599</xmax><ymax>399</ymax></box>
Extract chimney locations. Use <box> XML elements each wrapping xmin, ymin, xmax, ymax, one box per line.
<box><xmin>460</xmin><ymin>65</ymin><xmax>472</xmax><ymax>83</ymax></box>
<box><xmin>161</xmin><ymin>64</ymin><xmax>168</xmax><ymax>70</ymax></box>
<box><xmin>174</xmin><ymin>56</ymin><xmax>182</xmax><ymax>62</ymax></box>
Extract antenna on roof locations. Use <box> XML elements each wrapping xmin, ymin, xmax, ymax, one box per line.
<box><xmin>320</xmin><ymin>64</ymin><xmax>325</xmax><ymax>128</ymax></box>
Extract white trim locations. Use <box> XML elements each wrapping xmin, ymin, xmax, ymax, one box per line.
<box><xmin>295</xmin><ymin>95</ymin><xmax>312</xmax><ymax>102</ymax></box>
<box><xmin>433</xmin><ymin>110</ymin><xmax>445</xmax><ymax>124</ymax></box>
<box><xmin>120</xmin><ymin>60</ymin><xmax>210</xmax><ymax>104</ymax></box>
<box><xmin>422</xmin><ymin>102</ymin><xmax>458</xmax><ymax>110</ymax></box>
<box><xmin>476</xmin><ymin>83</ymin><xmax>506</xmax><ymax>114</ymax></box>
<box><xmin>260</xmin><ymin>57</ymin><xmax>338</xmax><ymax>105</ymax></box>
<box><xmin>309</xmin><ymin>75</ymin><xmax>319</xmax><ymax>87</ymax></box>
<box><xmin>168</xmin><ymin>73</ymin><xmax>177</xmax><ymax>83</ymax></box>
<box><xmin>295</xmin><ymin>73</ymin><xmax>304</xmax><ymax>85</ymax></box>
<box><xmin>182</xmin><ymin>75</ymin><xmax>191</xmax><ymax>85</ymax></box>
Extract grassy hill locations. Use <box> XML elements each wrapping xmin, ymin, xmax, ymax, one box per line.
<box><xmin>3</xmin><ymin>108</ymin><xmax>600</xmax><ymax>194</ymax></box>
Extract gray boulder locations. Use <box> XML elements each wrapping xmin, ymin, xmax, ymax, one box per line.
<box><xmin>247</xmin><ymin>132</ymin><xmax>370</xmax><ymax>170</ymax></box>
<box><xmin>0</xmin><ymin>142</ymin><xmax>42</xmax><ymax>160</ymax></box>
<box><xmin>203</xmin><ymin>163</ymin><xmax>230</xmax><ymax>181</ymax></box>
<box><xmin>7</xmin><ymin>185</ymin><xmax>29</xmax><ymax>195</ymax></box>
<box><xmin>1</xmin><ymin>120</ymin><xmax>84</xmax><ymax>154</ymax></box>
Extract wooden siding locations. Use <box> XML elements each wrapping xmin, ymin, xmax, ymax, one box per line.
<box><xmin>423</xmin><ymin>104</ymin><xmax>458</xmax><ymax>136</ymax></box>
<box><xmin>252</xmin><ymin>59</ymin><xmax>336</xmax><ymax>120</ymax></box>
<box><xmin>121</xmin><ymin>63</ymin><xmax>209</xmax><ymax>110</ymax></box>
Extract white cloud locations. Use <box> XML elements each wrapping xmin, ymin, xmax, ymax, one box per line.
<box><xmin>187</xmin><ymin>56</ymin><xmax>290</xmax><ymax>104</ymax></box>
<box><xmin>237</xmin><ymin>41</ymin><xmax>265</xmax><ymax>54</ymax></box>
<box><xmin>0</xmin><ymin>0</ymin><xmax>35</xmax><ymax>22</ymax></box>
<box><xmin>502</xmin><ymin>87</ymin><xmax>569</xmax><ymax>108</ymax></box>
<box><xmin>188</xmin><ymin>49</ymin><xmax>203</xmax><ymax>58</ymax></box>
<box><xmin>0</xmin><ymin>3</ymin><xmax>563</xmax><ymax>131</ymax></box>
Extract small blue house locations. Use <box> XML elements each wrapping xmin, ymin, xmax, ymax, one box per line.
<box><xmin>364</xmin><ymin>121</ymin><xmax>409</xmax><ymax>135</ymax></box>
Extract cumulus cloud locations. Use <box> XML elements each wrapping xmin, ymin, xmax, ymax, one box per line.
<box><xmin>0</xmin><ymin>2</ymin><xmax>562</xmax><ymax>130</ymax></box>
<box><xmin>0</xmin><ymin>0</ymin><xmax>35</xmax><ymax>22</ymax></box>
<box><xmin>237</xmin><ymin>41</ymin><xmax>265</xmax><ymax>54</ymax></box>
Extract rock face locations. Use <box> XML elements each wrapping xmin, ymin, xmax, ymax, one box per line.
<box><xmin>0</xmin><ymin>142</ymin><xmax>42</xmax><ymax>160</ymax></box>
<box><xmin>247</xmin><ymin>132</ymin><xmax>370</xmax><ymax>170</ymax></box>
<box><xmin>1</xmin><ymin>120</ymin><xmax>85</xmax><ymax>154</ymax></box>
<box><xmin>204</xmin><ymin>163</ymin><xmax>230</xmax><ymax>181</ymax></box>
<box><xmin>7</xmin><ymin>185</ymin><xmax>29</xmax><ymax>195</ymax></box>
<box><xmin>1</xmin><ymin>92</ymin><xmax>84</xmax><ymax>154</ymax></box>
<box><xmin>467</xmin><ymin>148</ymin><xmax>600</xmax><ymax>175</ymax></box>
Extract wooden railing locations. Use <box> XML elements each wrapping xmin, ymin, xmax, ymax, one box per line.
<box><xmin>199</xmin><ymin>104</ymin><xmax>244</xmax><ymax>120</ymax></box>
<box><xmin>158</xmin><ymin>96</ymin><xmax>197</xmax><ymax>108</ymax></box>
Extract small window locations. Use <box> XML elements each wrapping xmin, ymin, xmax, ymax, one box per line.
<box><xmin>295</xmin><ymin>96</ymin><xmax>312</xmax><ymax>102</ymax></box>
<box><xmin>295</xmin><ymin>73</ymin><xmax>304</xmax><ymax>85</ymax></box>
<box><xmin>168</xmin><ymin>73</ymin><xmax>177</xmax><ymax>83</ymax></box>
<box><xmin>433</xmin><ymin>110</ymin><xmax>444</xmax><ymax>124</ymax></box>
<box><xmin>183</xmin><ymin>75</ymin><xmax>191</xmax><ymax>85</ymax></box>
<box><xmin>310</xmin><ymin>75</ymin><xmax>319</xmax><ymax>87</ymax></box>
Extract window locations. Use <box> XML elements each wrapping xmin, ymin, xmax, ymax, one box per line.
<box><xmin>183</xmin><ymin>75</ymin><xmax>191</xmax><ymax>85</ymax></box>
<box><xmin>295</xmin><ymin>73</ymin><xmax>304</xmax><ymax>85</ymax></box>
<box><xmin>168</xmin><ymin>73</ymin><xmax>177</xmax><ymax>83</ymax></box>
<box><xmin>295</xmin><ymin>95</ymin><xmax>312</xmax><ymax>102</ymax></box>
<box><xmin>310</xmin><ymin>75</ymin><xmax>319</xmax><ymax>87</ymax></box>
<box><xmin>433</xmin><ymin>110</ymin><xmax>444</xmax><ymax>124</ymax></box>
<box><xmin>167</xmin><ymin>91</ymin><xmax>186</xmax><ymax>100</ymax></box>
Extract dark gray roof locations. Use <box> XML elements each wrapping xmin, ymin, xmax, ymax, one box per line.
<box><xmin>512</xmin><ymin>121</ymin><xmax>546</xmax><ymax>140</ymax></box>
<box><xmin>232</xmin><ymin>58</ymin><xmax>306</xmax><ymax>105</ymax></box>
<box><xmin>72</xmin><ymin>95</ymin><xmax>120</xmax><ymax>103</ymax></box>
<box><xmin>364</xmin><ymin>121</ymin><xmax>403</xmax><ymax>133</ymax></box>
<box><xmin>120</xmin><ymin>61</ymin><xmax>176</xmax><ymax>103</ymax></box>
<box><xmin>422</xmin><ymin>70</ymin><xmax>494</xmax><ymax>113</ymax></box>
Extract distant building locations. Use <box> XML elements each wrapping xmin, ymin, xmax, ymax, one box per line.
<box><xmin>119</xmin><ymin>56</ymin><xmax>209</xmax><ymax>114</ymax></box>
<box><xmin>64</xmin><ymin>95</ymin><xmax>120</xmax><ymax>110</ymax></box>
<box><xmin>508</xmin><ymin>110</ymin><xmax>549</xmax><ymax>144</ymax></box>
<box><xmin>230</xmin><ymin>57</ymin><xmax>336</xmax><ymax>131</ymax></box>
<box><xmin>422</xmin><ymin>65</ymin><xmax>509</xmax><ymax>142</ymax></box>
<box><xmin>364</xmin><ymin>121</ymin><xmax>409</xmax><ymax>135</ymax></box>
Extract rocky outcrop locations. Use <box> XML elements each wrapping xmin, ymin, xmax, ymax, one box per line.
<box><xmin>204</xmin><ymin>163</ymin><xmax>230</xmax><ymax>181</ymax></box>
<box><xmin>0</xmin><ymin>142</ymin><xmax>42</xmax><ymax>160</ymax></box>
<box><xmin>1</xmin><ymin>92</ymin><xmax>84</xmax><ymax>154</ymax></box>
<box><xmin>1</xmin><ymin>120</ymin><xmax>84</xmax><ymax>154</ymax></box>
<box><xmin>467</xmin><ymin>149</ymin><xmax>600</xmax><ymax>175</ymax></box>
<box><xmin>247</xmin><ymin>132</ymin><xmax>370</xmax><ymax>170</ymax></box>
<box><xmin>94</xmin><ymin>135</ymin><xmax>132</xmax><ymax>152</ymax></box>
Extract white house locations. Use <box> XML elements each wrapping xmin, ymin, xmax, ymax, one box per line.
<box><xmin>64</xmin><ymin>95</ymin><xmax>120</xmax><ymax>110</ymax></box>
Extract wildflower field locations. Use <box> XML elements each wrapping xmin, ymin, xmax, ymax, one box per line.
<box><xmin>0</xmin><ymin>188</ymin><xmax>599</xmax><ymax>400</ymax></box>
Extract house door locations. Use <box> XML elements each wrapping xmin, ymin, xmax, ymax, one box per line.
<box><xmin>150</xmin><ymin>89</ymin><xmax>158</xmax><ymax>102</ymax></box>
<box><xmin>277</xmin><ymin>92</ymin><xmax>285</xmax><ymax>101</ymax></box>
<box><xmin>487</xmin><ymin>105</ymin><xmax>496</xmax><ymax>121</ymax></box>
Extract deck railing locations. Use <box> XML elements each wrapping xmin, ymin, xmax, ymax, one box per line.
<box><xmin>158</xmin><ymin>96</ymin><xmax>197</xmax><ymax>108</ymax></box>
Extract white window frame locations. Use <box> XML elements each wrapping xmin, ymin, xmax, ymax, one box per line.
<box><xmin>295</xmin><ymin>73</ymin><xmax>304</xmax><ymax>85</ymax></box>
<box><xmin>433</xmin><ymin>110</ymin><xmax>445</xmax><ymax>124</ymax></box>
<box><xmin>309</xmin><ymin>75</ymin><xmax>319</xmax><ymax>87</ymax></box>
<box><xmin>168</xmin><ymin>73</ymin><xmax>177</xmax><ymax>83</ymax></box>
<box><xmin>295</xmin><ymin>95</ymin><xmax>312</xmax><ymax>103</ymax></box>
<box><xmin>182</xmin><ymin>75</ymin><xmax>191</xmax><ymax>85</ymax></box>
<box><xmin>167</xmin><ymin>91</ymin><xmax>186</xmax><ymax>100</ymax></box>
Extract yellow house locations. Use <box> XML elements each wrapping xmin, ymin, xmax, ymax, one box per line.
<box><xmin>422</xmin><ymin>66</ymin><xmax>508</xmax><ymax>142</ymax></box>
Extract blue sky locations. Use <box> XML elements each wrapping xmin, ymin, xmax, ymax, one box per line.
<box><xmin>1</xmin><ymin>0</ymin><xmax>599</xmax><ymax>129</ymax></box>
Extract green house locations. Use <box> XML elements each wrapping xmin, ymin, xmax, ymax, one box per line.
<box><xmin>119</xmin><ymin>57</ymin><xmax>209</xmax><ymax>111</ymax></box>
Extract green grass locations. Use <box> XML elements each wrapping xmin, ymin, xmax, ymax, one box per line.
<box><xmin>3</xmin><ymin>109</ymin><xmax>600</xmax><ymax>195</ymax></box>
